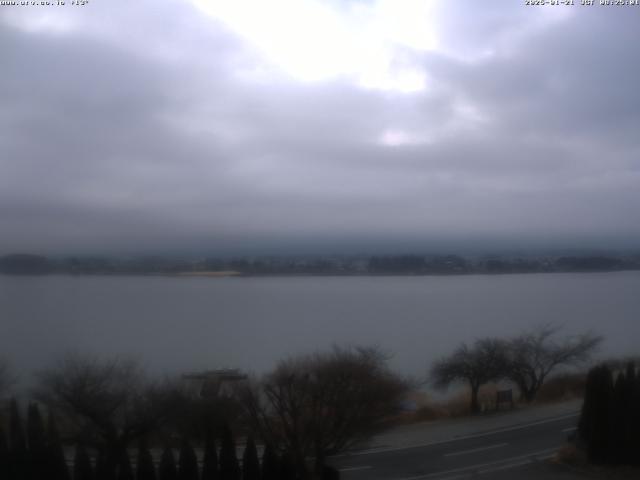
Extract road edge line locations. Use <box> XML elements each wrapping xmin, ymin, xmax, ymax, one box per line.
<box><xmin>335</xmin><ymin>413</ymin><xmax>578</xmax><ymax>457</ymax></box>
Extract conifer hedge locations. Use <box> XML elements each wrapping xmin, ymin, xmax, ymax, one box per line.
<box><xmin>578</xmin><ymin>362</ymin><xmax>640</xmax><ymax>465</ymax></box>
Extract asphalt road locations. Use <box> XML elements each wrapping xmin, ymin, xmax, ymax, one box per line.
<box><xmin>329</xmin><ymin>413</ymin><xmax>580</xmax><ymax>480</ymax></box>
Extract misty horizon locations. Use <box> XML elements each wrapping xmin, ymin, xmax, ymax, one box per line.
<box><xmin>3</xmin><ymin>237</ymin><xmax>640</xmax><ymax>260</ymax></box>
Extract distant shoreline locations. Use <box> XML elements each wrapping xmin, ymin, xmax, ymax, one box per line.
<box><xmin>2</xmin><ymin>252</ymin><xmax>639</xmax><ymax>277</ymax></box>
<box><xmin>175</xmin><ymin>270</ymin><xmax>242</xmax><ymax>277</ymax></box>
<box><xmin>2</xmin><ymin>268</ymin><xmax>640</xmax><ymax>279</ymax></box>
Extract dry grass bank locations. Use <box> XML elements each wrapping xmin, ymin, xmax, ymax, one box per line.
<box><xmin>393</xmin><ymin>372</ymin><xmax>587</xmax><ymax>426</ymax></box>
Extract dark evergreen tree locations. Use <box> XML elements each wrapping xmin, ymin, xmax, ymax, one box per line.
<box><xmin>117</xmin><ymin>450</ymin><xmax>135</xmax><ymax>480</ymax></box>
<box><xmin>260</xmin><ymin>444</ymin><xmax>279</xmax><ymax>480</ymax></box>
<box><xmin>9</xmin><ymin>399</ymin><xmax>28</xmax><ymax>480</ymax></box>
<box><xmin>578</xmin><ymin>362</ymin><xmax>640</xmax><ymax>466</ymax></box>
<box><xmin>201</xmin><ymin>434</ymin><xmax>219</xmax><ymax>480</ymax></box>
<box><xmin>577</xmin><ymin>359</ymin><xmax>640</xmax><ymax>467</ymax></box>
<box><xmin>9</xmin><ymin>398</ymin><xmax>26</xmax><ymax>454</ymax></box>
<box><xmin>159</xmin><ymin>447</ymin><xmax>178</xmax><ymax>480</ymax></box>
<box><xmin>594</xmin><ymin>365</ymin><xmax>614</xmax><ymax>464</ymax></box>
<box><xmin>46</xmin><ymin>411</ymin><xmax>71</xmax><ymax>480</ymax></box>
<box><xmin>321</xmin><ymin>465</ymin><xmax>340</xmax><ymax>480</ymax></box>
<box><xmin>624</xmin><ymin>362</ymin><xmax>636</xmax><ymax>384</ymax></box>
<box><xmin>74</xmin><ymin>445</ymin><xmax>95</xmax><ymax>480</ymax></box>
<box><xmin>631</xmin><ymin>363</ymin><xmax>640</xmax><ymax>466</ymax></box>
<box><xmin>178</xmin><ymin>439</ymin><xmax>199</xmax><ymax>480</ymax></box>
<box><xmin>27</xmin><ymin>403</ymin><xmax>48</xmax><ymax>479</ymax></box>
<box><xmin>27</xmin><ymin>403</ymin><xmax>47</xmax><ymax>453</ymax></box>
<box><xmin>0</xmin><ymin>425</ymin><xmax>10</xmax><ymax>480</ymax></box>
<box><xmin>136</xmin><ymin>438</ymin><xmax>156</xmax><ymax>480</ymax></box>
<box><xmin>219</xmin><ymin>425</ymin><xmax>240</xmax><ymax>480</ymax></box>
<box><xmin>622</xmin><ymin>362</ymin><xmax>637</xmax><ymax>464</ymax></box>
<box><xmin>578</xmin><ymin>368</ymin><xmax>595</xmax><ymax>442</ymax></box>
<box><xmin>610</xmin><ymin>372</ymin><xmax>626</xmax><ymax>464</ymax></box>
<box><xmin>278</xmin><ymin>451</ymin><xmax>295</xmax><ymax>480</ymax></box>
<box><xmin>96</xmin><ymin>448</ymin><xmax>117</xmax><ymax>480</ymax></box>
<box><xmin>241</xmin><ymin>436</ymin><xmax>259</xmax><ymax>480</ymax></box>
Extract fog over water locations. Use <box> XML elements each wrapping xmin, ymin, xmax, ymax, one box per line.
<box><xmin>2</xmin><ymin>272</ymin><xmax>639</xmax><ymax>382</ymax></box>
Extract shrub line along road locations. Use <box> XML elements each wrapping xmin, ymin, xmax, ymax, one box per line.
<box><xmin>329</xmin><ymin>407</ymin><xmax>581</xmax><ymax>480</ymax></box>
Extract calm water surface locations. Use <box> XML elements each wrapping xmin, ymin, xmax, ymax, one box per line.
<box><xmin>1</xmin><ymin>272</ymin><xmax>639</xmax><ymax>379</ymax></box>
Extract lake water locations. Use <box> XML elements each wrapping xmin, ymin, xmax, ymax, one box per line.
<box><xmin>1</xmin><ymin>272</ymin><xmax>639</xmax><ymax>382</ymax></box>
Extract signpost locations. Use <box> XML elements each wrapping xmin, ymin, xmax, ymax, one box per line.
<box><xmin>496</xmin><ymin>389</ymin><xmax>514</xmax><ymax>410</ymax></box>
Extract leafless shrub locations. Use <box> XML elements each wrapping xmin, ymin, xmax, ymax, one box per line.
<box><xmin>505</xmin><ymin>325</ymin><xmax>601</xmax><ymax>402</ymax></box>
<box><xmin>238</xmin><ymin>345</ymin><xmax>408</xmax><ymax>476</ymax></box>
<box><xmin>430</xmin><ymin>338</ymin><xmax>509</xmax><ymax>414</ymax></box>
<box><xmin>33</xmin><ymin>352</ymin><xmax>182</xmax><ymax>455</ymax></box>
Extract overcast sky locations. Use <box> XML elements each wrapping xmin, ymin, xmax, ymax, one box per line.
<box><xmin>1</xmin><ymin>0</ymin><xmax>639</xmax><ymax>255</ymax></box>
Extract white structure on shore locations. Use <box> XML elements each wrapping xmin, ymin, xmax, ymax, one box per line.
<box><xmin>182</xmin><ymin>368</ymin><xmax>247</xmax><ymax>398</ymax></box>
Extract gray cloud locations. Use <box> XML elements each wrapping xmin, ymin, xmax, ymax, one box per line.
<box><xmin>1</xmin><ymin>0</ymin><xmax>639</xmax><ymax>255</ymax></box>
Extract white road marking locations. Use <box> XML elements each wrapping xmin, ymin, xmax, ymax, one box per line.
<box><xmin>393</xmin><ymin>446</ymin><xmax>560</xmax><ymax>480</ymax></box>
<box><xmin>334</xmin><ymin>412</ymin><xmax>579</xmax><ymax>457</ymax></box>
<box><xmin>443</xmin><ymin>442</ymin><xmax>508</xmax><ymax>458</ymax></box>
<box><xmin>562</xmin><ymin>426</ymin><xmax>577</xmax><ymax>433</ymax></box>
<box><xmin>339</xmin><ymin>465</ymin><xmax>372</xmax><ymax>472</ymax></box>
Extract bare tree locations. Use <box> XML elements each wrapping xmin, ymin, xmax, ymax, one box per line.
<box><xmin>238</xmin><ymin>346</ymin><xmax>407</xmax><ymax>478</ymax></box>
<box><xmin>505</xmin><ymin>325</ymin><xmax>602</xmax><ymax>402</ymax></box>
<box><xmin>33</xmin><ymin>353</ymin><xmax>180</xmax><ymax>465</ymax></box>
<box><xmin>430</xmin><ymin>338</ymin><xmax>508</xmax><ymax>414</ymax></box>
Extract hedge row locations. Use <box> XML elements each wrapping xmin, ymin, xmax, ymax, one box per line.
<box><xmin>0</xmin><ymin>401</ymin><xmax>339</xmax><ymax>480</ymax></box>
<box><xmin>578</xmin><ymin>362</ymin><xmax>640</xmax><ymax>465</ymax></box>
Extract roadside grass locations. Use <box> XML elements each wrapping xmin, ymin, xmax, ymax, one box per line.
<box><xmin>535</xmin><ymin>372</ymin><xmax>585</xmax><ymax>403</ymax></box>
<box><xmin>553</xmin><ymin>444</ymin><xmax>640</xmax><ymax>479</ymax></box>
<box><xmin>392</xmin><ymin>372</ymin><xmax>587</xmax><ymax>426</ymax></box>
